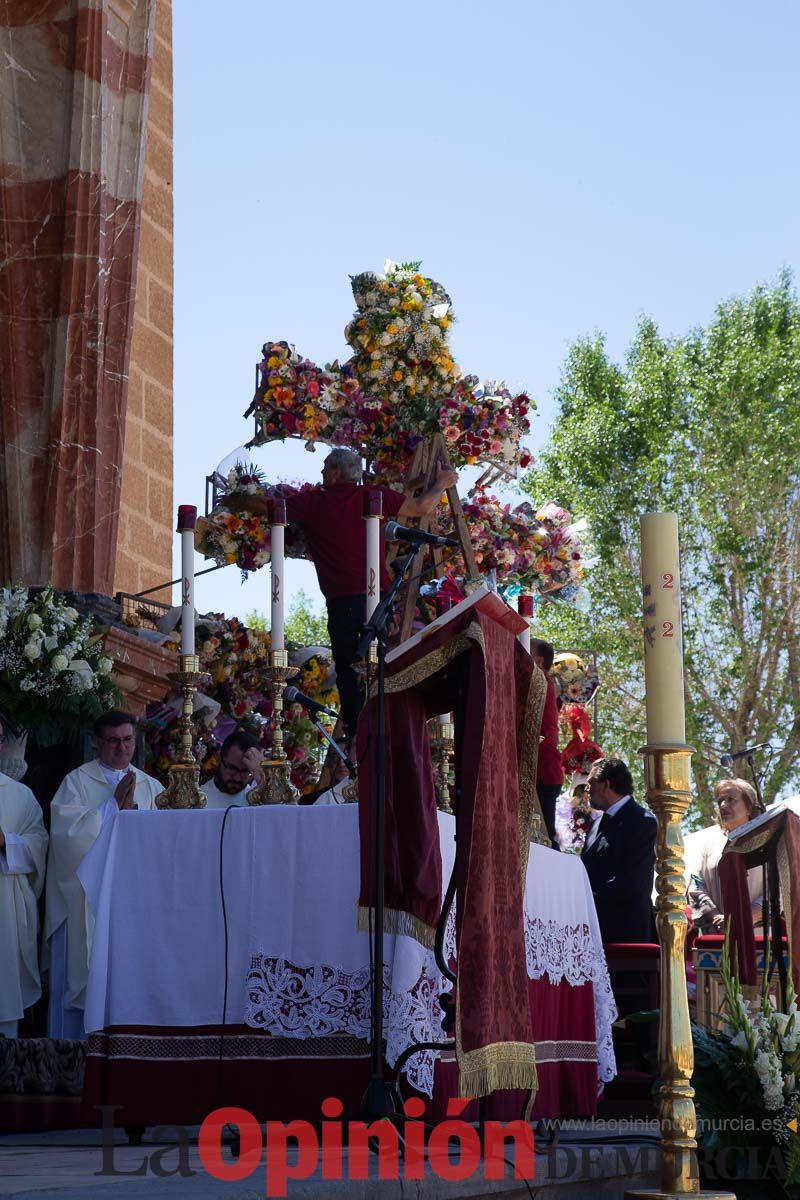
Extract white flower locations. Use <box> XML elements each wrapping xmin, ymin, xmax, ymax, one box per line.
<box><xmin>754</xmin><ymin>1049</ymin><xmax>785</xmax><ymax>1110</ymax></box>
<box><xmin>52</xmin><ymin>653</ymin><xmax>68</xmax><ymax>672</ymax></box>
<box><xmin>23</xmin><ymin>641</ymin><xmax>41</xmax><ymax>660</ymax></box>
<box><xmin>67</xmin><ymin>658</ymin><xmax>92</xmax><ymax>675</ymax></box>
<box><xmin>730</xmin><ymin>1030</ymin><xmax>749</xmax><ymax>1052</ymax></box>
<box><xmin>63</xmin><ymin>607</ymin><xmax>79</xmax><ymax>623</ymax></box>
<box><xmin>44</xmin><ymin>635</ymin><xmax>58</xmax><ymax>652</ymax></box>
<box><xmin>97</xmin><ymin>657</ymin><xmax>113</xmax><ymax>675</ymax></box>
<box><xmin>27</xmin><ymin>614</ymin><xmax>42</xmax><ymax>630</ymax></box>
<box><xmin>19</xmin><ymin>677</ymin><xmax>36</xmax><ymax>691</ymax></box>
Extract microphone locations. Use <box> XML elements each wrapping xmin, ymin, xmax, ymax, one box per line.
<box><xmin>719</xmin><ymin>742</ymin><xmax>771</xmax><ymax>767</ymax></box>
<box><xmin>284</xmin><ymin>686</ymin><xmax>339</xmax><ymax>719</ymax></box>
<box><xmin>384</xmin><ymin>520</ymin><xmax>459</xmax><ymax>549</ymax></box>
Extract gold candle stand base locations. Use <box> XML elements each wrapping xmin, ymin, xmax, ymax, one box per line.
<box><xmin>155</xmin><ymin>655</ymin><xmax>209</xmax><ymax>810</ymax></box>
<box><xmin>248</xmin><ymin>648</ymin><xmax>299</xmax><ymax>806</ymax></box>
<box><xmin>625</xmin><ymin>743</ymin><xmax>734</xmax><ymax>1200</ymax></box>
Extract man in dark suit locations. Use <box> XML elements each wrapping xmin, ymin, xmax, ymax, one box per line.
<box><xmin>581</xmin><ymin>757</ymin><xmax>657</xmax><ymax>944</ymax></box>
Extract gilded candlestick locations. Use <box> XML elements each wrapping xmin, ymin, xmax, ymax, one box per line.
<box><xmin>248</xmin><ymin>648</ymin><xmax>299</xmax><ymax>805</ymax></box>
<box><xmin>430</xmin><ymin>718</ymin><xmax>455</xmax><ymax>814</ymax></box>
<box><xmin>625</xmin><ymin>743</ymin><xmax>733</xmax><ymax>1200</ymax></box>
<box><xmin>154</xmin><ymin>654</ymin><xmax>209</xmax><ymax>810</ymax></box>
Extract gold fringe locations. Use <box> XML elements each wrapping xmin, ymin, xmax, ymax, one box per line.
<box><xmin>379</xmin><ymin>630</ymin><xmax>474</xmax><ymax>694</ymax></box>
<box><xmin>519</xmin><ymin>664</ymin><xmax>550</xmax><ymax>864</ymax></box>
<box><xmin>355</xmin><ymin>904</ymin><xmax>437</xmax><ymax>950</ymax></box>
<box><xmin>457</xmin><ymin>1042</ymin><xmax>539</xmax><ymax>1100</ymax></box>
<box><xmin>455</xmin><ymin>982</ymin><xmax>539</xmax><ymax>1101</ymax></box>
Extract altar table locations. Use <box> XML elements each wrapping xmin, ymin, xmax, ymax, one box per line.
<box><xmin>79</xmin><ymin>806</ymin><xmax>616</xmax><ymax>1126</ymax></box>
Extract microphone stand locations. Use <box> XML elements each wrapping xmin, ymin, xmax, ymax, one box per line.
<box><xmin>355</xmin><ymin>549</ymin><xmax>416</xmax><ymax>1120</ymax></box>
<box><xmin>310</xmin><ymin>715</ymin><xmax>356</xmax><ymax>779</ymax></box>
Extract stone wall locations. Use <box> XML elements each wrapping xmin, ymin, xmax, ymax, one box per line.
<box><xmin>0</xmin><ymin>0</ymin><xmax>173</xmax><ymax>601</ymax></box>
<box><xmin>115</xmin><ymin>0</ymin><xmax>174</xmax><ymax>598</ymax></box>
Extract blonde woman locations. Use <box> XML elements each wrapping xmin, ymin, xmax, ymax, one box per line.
<box><xmin>684</xmin><ymin>778</ymin><xmax>763</xmax><ymax>933</ymax></box>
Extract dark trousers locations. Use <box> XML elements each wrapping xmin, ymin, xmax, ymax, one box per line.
<box><xmin>536</xmin><ymin>781</ymin><xmax>562</xmax><ymax>849</ymax></box>
<box><xmin>326</xmin><ymin>594</ymin><xmax>367</xmax><ymax>743</ymax></box>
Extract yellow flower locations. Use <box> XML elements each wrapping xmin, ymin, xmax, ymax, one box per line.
<box><xmin>393</xmin><ymin>370</ymin><xmax>403</xmax><ymax>382</ymax></box>
<box><xmin>267</xmin><ymin>356</ymin><xmax>280</xmax><ymax>368</ymax></box>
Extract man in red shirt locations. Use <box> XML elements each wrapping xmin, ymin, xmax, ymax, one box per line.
<box><xmin>284</xmin><ymin>449</ymin><xmax>456</xmax><ymax>743</ymax></box>
<box><xmin>531</xmin><ymin>638</ymin><xmax>564</xmax><ymax>849</ymax></box>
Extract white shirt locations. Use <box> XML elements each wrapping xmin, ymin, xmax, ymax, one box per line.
<box><xmin>584</xmin><ymin>794</ymin><xmax>632</xmax><ymax>850</ymax></box>
<box><xmin>200</xmin><ymin>778</ymin><xmax>252</xmax><ymax>809</ymax></box>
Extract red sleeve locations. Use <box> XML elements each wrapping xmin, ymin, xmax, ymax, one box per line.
<box><xmin>284</xmin><ymin>489</ymin><xmax>317</xmax><ymax>524</ymax></box>
<box><xmin>380</xmin><ymin>487</ymin><xmax>405</xmax><ymax>518</ymax></box>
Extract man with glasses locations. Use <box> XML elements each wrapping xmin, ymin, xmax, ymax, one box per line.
<box><xmin>44</xmin><ymin>710</ymin><xmax>161</xmax><ymax>1038</ymax></box>
<box><xmin>201</xmin><ymin>729</ymin><xmax>264</xmax><ymax>808</ymax></box>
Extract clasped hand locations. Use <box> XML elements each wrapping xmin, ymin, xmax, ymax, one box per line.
<box><xmin>114</xmin><ymin>771</ymin><xmax>137</xmax><ymax>810</ymax></box>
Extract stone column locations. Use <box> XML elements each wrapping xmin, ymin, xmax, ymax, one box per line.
<box><xmin>0</xmin><ymin>0</ymin><xmax>157</xmax><ymax>596</ymax></box>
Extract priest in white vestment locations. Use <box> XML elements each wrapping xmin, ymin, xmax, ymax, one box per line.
<box><xmin>0</xmin><ymin>722</ymin><xmax>48</xmax><ymax>1038</ymax></box>
<box><xmin>44</xmin><ymin>710</ymin><xmax>161</xmax><ymax>1038</ymax></box>
<box><xmin>200</xmin><ymin>729</ymin><xmax>264</xmax><ymax>808</ymax></box>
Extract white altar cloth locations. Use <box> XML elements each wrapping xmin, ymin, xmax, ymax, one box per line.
<box><xmin>79</xmin><ymin>806</ymin><xmax>615</xmax><ymax>1096</ymax></box>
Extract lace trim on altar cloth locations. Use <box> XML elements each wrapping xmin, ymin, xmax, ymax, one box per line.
<box><xmin>524</xmin><ymin>916</ymin><xmax>618</xmax><ymax>1084</ymax></box>
<box><xmin>245</xmin><ymin>914</ymin><xmax>617</xmax><ymax>1095</ymax></box>
<box><xmin>246</xmin><ymin>956</ymin><xmax>445</xmax><ymax>1097</ymax></box>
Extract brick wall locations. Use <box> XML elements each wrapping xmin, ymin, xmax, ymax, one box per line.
<box><xmin>114</xmin><ymin>0</ymin><xmax>174</xmax><ymax>597</ymax></box>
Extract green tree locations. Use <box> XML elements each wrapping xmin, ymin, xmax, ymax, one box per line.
<box><xmin>525</xmin><ymin>274</ymin><xmax>800</xmax><ymax>821</ymax></box>
<box><xmin>245</xmin><ymin>591</ymin><xmax>329</xmax><ymax>648</ymax></box>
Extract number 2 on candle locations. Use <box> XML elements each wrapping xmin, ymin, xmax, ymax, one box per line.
<box><xmin>662</xmin><ymin>621</ymin><xmax>675</xmax><ymax>638</ymax></box>
<box><xmin>661</xmin><ymin>572</ymin><xmax>675</xmax><ymax>589</ymax></box>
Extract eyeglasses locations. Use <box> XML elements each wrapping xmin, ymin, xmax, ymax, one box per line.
<box><xmin>100</xmin><ymin>735</ymin><xmax>136</xmax><ymax>749</ymax></box>
<box><xmin>220</xmin><ymin>760</ymin><xmax>251</xmax><ymax>776</ymax></box>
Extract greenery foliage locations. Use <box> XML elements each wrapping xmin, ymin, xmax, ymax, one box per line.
<box><xmin>245</xmin><ymin>591</ymin><xmax>329</xmax><ymax>649</ymax></box>
<box><xmin>524</xmin><ymin>274</ymin><xmax>800</xmax><ymax>819</ymax></box>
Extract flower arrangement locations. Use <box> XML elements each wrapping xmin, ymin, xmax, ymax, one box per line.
<box><xmin>559</xmin><ymin>703</ymin><xmax>604</xmax><ymax>774</ymax></box>
<box><xmin>246</xmin><ymin>342</ymin><xmax>361</xmax><ymax>448</ymax></box>
<box><xmin>692</xmin><ymin>935</ymin><xmax>800</xmax><ymax>1196</ymax></box>
<box><xmin>438</xmin><ymin>494</ymin><xmax>587</xmax><ymax>598</ymax></box>
<box><xmin>551</xmin><ymin>651</ymin><xmax>600</xmax><ymax>705</ymax></box>
<box><xmin>145</xmin><ymin>612</ymin><xmax>339</xmax><ymax>796</ymax></box>
<box><xmin>555</xmin><ymin>791</ymin><xmax>596</xmax><ymax>854</ymax></box>
<box><xmin>195</xmin><ymin>467</ymin><xmax>321</xmax><ymax>579</ymax></box>
<box><xmin>0</xmin><ymin>586</ymin><xmax>119</xmax><ymax>745</ymax></box>
<box><xmin>244</xmin><ymin>261</ymin><xmax>534</xmax><ymax>484</ymax></box>
<box><xmin>198</xmin><ymin>466</ymin><xmax>589</xmax><ymax>608</ymax></box>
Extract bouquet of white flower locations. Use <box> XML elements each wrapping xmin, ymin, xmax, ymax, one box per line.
<box><xmin>692</xmin><ymin>929</ymin><xmax>800</xmax><ymax>1197</ymax></box>
<box><xmin>0</xmin><ymin>586</ymin><xmax>119</xmax><ymax>745</ymax></box>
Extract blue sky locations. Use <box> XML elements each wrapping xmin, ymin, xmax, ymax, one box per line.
<box><xmin>172</xmin><ymin>0</ymin><xmax>800</xmax><ymax>621</ymax></box>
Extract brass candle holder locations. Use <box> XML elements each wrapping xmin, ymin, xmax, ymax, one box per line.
<box><xmin>625</xmin><ymin>743</ymin><xmax>734</xmax><ymax>1200</ymax></box>
<box><xmin>248</xmin><ymin>648</ymin><xmax>299</xmax><ymax>806</ymax></box>
<box><xmin>154</xmin><ymin>654</ymin><xmax>209</xmax><ymax>810</ymax></box>
<box><xmin>430</xmin><ymin>719</ymin><xmax>455</xmax><ymax>814</ymax></box>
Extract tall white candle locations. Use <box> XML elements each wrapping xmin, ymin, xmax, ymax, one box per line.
<box><xmin>640</xmin><ymin>512</ymin><xmax>686</xmax><ymax>744</ymax></box>
<box><xmin>177</xmin><ymin>505</ymin><xmax>197</xmax><ymax>657</ymax></box>
<box><xmin>270</xmin><ymin>499</ymin><xmax>286</xmax><ymax>652</ymax></box>
<box><xmin>364</xmin><ymin>489</ymin><xmax>382</xmax><ymax>622</ymax></box>
<box><xmin>517</xmin><ymin>593</ymin><xmax>533</xmax><ymax>653</ymax></box>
